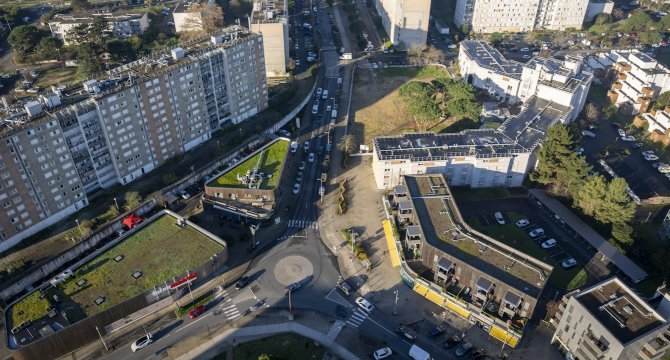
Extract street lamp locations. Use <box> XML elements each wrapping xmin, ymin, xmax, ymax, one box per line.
<box><xmin>393</xmin><ymin>289</ymin><xmax>398</xmax><ymax>315</ymax></box>
<box><xmin>75</xmin><ymin>219</ymin><xmax>81</xmax><ymax>232</ymax></box>
<box><xmin>113</xmin><ymin>197</ymin><xmax>119</xmax><ymax>211</ymax></box>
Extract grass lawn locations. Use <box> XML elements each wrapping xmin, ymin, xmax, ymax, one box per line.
<box><xmin>467</xmin><ymin>211</ymin><xmax>587</xmax><ymax>290</ymax></box>
<box><xmin>34</xmin><ymin>68</ymin><xmax>77</xmax><ymax>89</ymax></box>
<box><xmin>233</xmin><ymin>333</ymin><xmax>326</xmax><ymax>360</ymax></box>
<box><xmin>9</xmin><ymin>291</ymin><xmax>50</xmax><ymax>330</ymax></box>
<box><xmin>208</xmin><ymin>139</ymin><xmax>289</xmax><ymax>189</ymax></box>
<box><xmin>10</xmin><ymin>214</ymin><xmax>223</xmax><ymax>329</ymax></box>
<box><xmin>451</xmin><ymin>186</ymin><xmax>510</xmax><ymax>203</ymax></box>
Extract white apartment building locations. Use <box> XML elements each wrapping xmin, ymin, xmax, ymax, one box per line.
<box><xmin>634</xmin><ymin>107</ymin><xmax>670</xmax><ymax>145</ymax></box>
<box><xmin>550</xmin><ymin>277</ymin><xmax>670</xmax><ymax>360</ymax></box>
<box><xmin>248</xmin><ymin>0</ymin><xmax>289</xmax><ymax>77</ymax></box>
<box><xmin>372</xmin><ymin>41</ymin><xmax>592</xmax><ymax>190</ymax></box>
<box><xmin>454</xmin><ymin>0</ymin><xmax>592</xmax><ymax>33</ymax></box>
<box><xmin>0</xmin><ymin>26</ymin><xmax>268</xmax><ymax>252</ymax></box>
<box><xmin>48</xmin><ymin>12</ymin><xmax>150</xmax><ymax>45</ymax></box>
<box><xmin>585</xmin><ymin>0</ymin><xmax>614</xmax><ymax>23</ymax></box>
<box><xmin>459</xmin><ymin>41</ymin><xmax>592</xmax><ymax>122</ymax></box>
<box><xmin>373</xmin><ymin>0</ymin><xmax>431</xmax><ymax>49</ymax></box>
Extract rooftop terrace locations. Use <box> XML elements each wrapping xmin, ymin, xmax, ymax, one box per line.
<box><xmin>404</xmin><ymin>175</ymin><xmax>551</xmax><ymax>298</ymax></box>
<box><xmin>207</xmin><ymin>138</ymin><xmax>289</xmax><ymax>190</ymax></box>
<box><xmin>250</xmin><ymin>0</ymin><xmax>287</xmax><ymax>22</ymax></box>
<box><xmin>575</xmin><ymin>278</ymin><xmax>666</xmax><ymax>344</ymax></box>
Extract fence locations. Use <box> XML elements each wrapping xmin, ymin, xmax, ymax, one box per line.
<box><xmin>263</xmin><ymin>76</ymin><xmax>318</xmax><ymax>136</ymax></box>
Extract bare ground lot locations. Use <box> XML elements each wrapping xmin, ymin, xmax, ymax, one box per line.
<box><xmin>349</xmin><ymin>66</ymin><xmax>472</xmax><ymax>147</ymax></box>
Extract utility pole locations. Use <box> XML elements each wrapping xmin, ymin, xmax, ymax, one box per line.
<box><xmin>393</xmin><ymin>289</ymin><xmax>398</xmax><ymax>315</ymax></box>
<box><xmin>113</xmin><ymin>197</ymin><xmax>119</xmax><ymax>211</ymax></box>
<box><xmin>75</xmin><ymin>219</ymin><xmax>81</xmax><ymax>232</ymax></box>
<box><xmin>95</xmin><ymin>326</ymin><xmax>109</xmax><ymax>351</ymax></box>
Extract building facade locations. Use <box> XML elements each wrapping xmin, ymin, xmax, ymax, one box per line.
<box><xmin>550</xmin><ymin>277</ymin><xmax>670</xmax><ymax>360</ymax></box>
<box><xmin>48</xmin><ymin>12</ymin><xmax>150</xmax><ymax>45</ymax></box>
<box><xmin>173</xmin><ymin>2</ymin><xmax>203</xmax><ymax>33</ymax></box>
<box><xmin>0</xmin><ymin>27</ymin><xmax>268</xmax><ymax>251</ymax></box>
<box><xmin>609</xmin><ymin>52</ymin><xmax>670</xmax><ymax>115</ymax></box>
<box><xmin>373</xmin><ymin>0</ymin><xmax>431</xmax><ymax>49</ymax></box>
<box><xmin>634</xmin><ymin>107</ymin><xmax>670</xmax><ymax>145</ymax></box>
<box><xmin>248</xmin><ymin>0</ymin><xmax>289</xmax><ymax>77</ymax></box>
<box><xmin>585</xmin><ymin>0</ymin><xmax>614</xmax><ymax>23</ymax></box>
<box><xmin>454</xmin><ymin>0</ymin><xmax>590</xmax><ymax>33</ymax></box>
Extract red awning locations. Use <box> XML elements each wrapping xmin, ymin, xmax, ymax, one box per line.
<box><xmin>122</xmin><ymin>213</ymin><xmax>144</xmax><ymax>229</ymax></box>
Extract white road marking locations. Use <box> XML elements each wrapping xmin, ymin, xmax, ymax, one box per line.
<box><xmin>176</xmin><ymin>313</ymin><xmax>212</xmax><ymax>333</ymax></box>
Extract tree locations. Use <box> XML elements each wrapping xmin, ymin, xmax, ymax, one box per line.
<box><xmin>424</xmin><ymin>46</ymin><xmax>444</xmax><ymax>64</ymax></box>
<box><xmin>71</xmin><ymin>0</ymin><xmax>91</xmax><ymax>12</ymax></box>
<box><xmin>612</xmin><ymin>8</ymin><xmax>624</xmax><ymax>21</ymax></box>
<box><xmin>611</xmin><ymin>222</ymin><xmax>634</xmax><ymax>247</ymax></box>
<box><xmin>490</xmin><ymin>32</ymin><xmax>504</xmax><ymax>47</ymax></box>
<box><xmin>0</xmin><ymin>5</ymin><xmax>21</xmax><ymax>25</ymax></box>
<box><xmin>78</xmin><ymin>219</ymin><xmax>93</xmax><ymax>238</ymax></box>
<box><xmin>8</xmin><ymin>25</ymin><xmax>41</xmax><ymax>53</ymax></box>
<box><xmin>36</xmin><ymin>37</ymin><xmax>60</xmax><ymax>60</ymax></box>
<box><xmin>656</xmin><ymin>91</ymin><xmax>670</xmax><ymax>109</ymax></box>
<box><xmin>337</xmin><ymin>134</ymin><xmax>357</xmax><ymax>155</ymax></box>
<box><xmin>621</xmin><ymin>11</ymin><xmax>653</xmax><ymax>32</ymax></box>
<box><xmin>639</xmin><ymin>31</ymin><xmax>662</xmax><ymax>45</ymax></box>
<box><xmin>600</xmin><ymin>178</ymin><xmax>636</xmax><ymax>225</ymax></box>
<box><xmin>531</xmin><ymin>125</ymin><xmax>587</xmax><ymax>194</ymax></box>
<box><xmin>66</xmin><ymin>23</ymin><xmax>93</xmax><ymax>44</ymax></box>
<box><xmin>123</xmin><ymin>191</ymin><xmax>142</xmax><ymax>211</ymax></box>
<box><xmin>90</xmin><ymin>16</ymin><xmax>109</xmax><ymax>43</ymax></box>
<box><xmin>594</xmin><ymin>13</ymin><xmax>612</xmax><ymax>25</ymax></box>
<box><xmin>181</xmin><ymin>3</ymin><xmax>224</xmax><ymax>33</ymax></box>
<box><xmin>573</xmin><ymin>174</ymin><xmax>608</xmax><ymax>217</ymax></box>
<box><xmin>544</xmin><ymin>300</ymin><xmax>561</xmax><ymax>321</ymax></box>
<box><xmin>105</xmin><ymin>39</ymin><xmax>134</xmax><ymax>61</ymax></box>
<box><xmin>585</xmin><ymin>103</ymin><xmax>599</xmax><ymax>122</ymax></box>
<box><xmin>258</xmin><ymin>355</ymin><xmax>271</xmax><ymax>360</ymax></box>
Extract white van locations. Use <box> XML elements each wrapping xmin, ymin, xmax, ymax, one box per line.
<box><xmin>409</xmin><ymin>345</ymin><xmax>432</xmax><ymax>360</ymax></box>
<box><xmin>331</xmin><ymin>109</ymin><xmax>337</xmax><ymax>119</ymax></box>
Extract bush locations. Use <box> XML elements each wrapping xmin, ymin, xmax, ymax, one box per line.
<box><xmin>336</xmin><ymin>179</ymin><xmax>347</xmax><ymax>215</ymax></box>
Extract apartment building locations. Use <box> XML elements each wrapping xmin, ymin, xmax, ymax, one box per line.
<box><xmin>248</xmin><ymin>0</ymin><xmax>289</xmax><ymax>77</ymax></box>
<box><xmin>459</xmin><ymin>41</ymin><xmax>592</xmax><ymax>121</ymax></box>
<box><xmin>454</xmin><ymin>0</ymin><xmax>591</xmax><ymax>33</ymax></box>
<box><xmin>397</xmin><ymin>174</ymin><xmax>553</xmax><ymax>346</ymax></box>
<box><xmin>634</xmin><ymin>107</ymin><xmax>670</xmax><ymax>145</ymax></box>
<box><xmin>609</xmin><ymin>52</ymin><xmax>670</xmax><ymax>115</ymax></box>
<box><xmin>585</xmin><ymin>0</ymin><xmax>614</xmax><ymax>23</ymax></box>
<box><xmin>48</xmin><ymin>12</ymin><xmax>150</xmax><ymax>45</ymax></box>
<box><xmin>371</xmin><ymin>41</ymin><xmax>593</xmax><ymax>190</ymax></box>
<box><xmin>373</xmin><ymin>0</ymin><xmax>431</xmax><ymax>49</ymax></box>
<box><xmin>0</xmin><ymin>26</ymin><xmax>268</xmax><ymax>252</ymax></box>
<box><xmin>173</xmin><ymin>2</ymin><xmax>203</xmax><ymax>33</ymax></box>
<box><xmin>550</xmin><ymin>277</ymin><xmax>670</xmax><ymax>360</ymax></box>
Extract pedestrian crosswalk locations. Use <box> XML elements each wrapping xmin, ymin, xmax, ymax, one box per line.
<box><xmin>288</xmin><ymin>219</ymin><xmax>319</xmax><ymax>229</ymax></box>
<box><xmin>217</xmin><ymin>289</ymin><xmax>241</xmax><ymax>320</ymax></box>
<box><xmin>322</xmin><ymin>45</ymin><xmax>337</xmax><ymax>51</ymax></box>
<box><xmin>326</xmin><ymin>67</ymin><xmax>340</xmax><ymax>77</ymax></box>
<box><xmin>346</xmin><ymin>308</ymin><xmax>370</xmax><ymax>328</ymax></box>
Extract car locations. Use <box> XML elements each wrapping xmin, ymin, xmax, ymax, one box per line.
<box><xmin>131</xmin><ymin>333</ymin><xmax>153</xmax><ymax>352</ymax></box>
<box><xmin>494</xmin><ymin>212</ymin><xmax>505</xmax><ymax>225</ymax></box>
<box><xmin>316</xmin><ymin>87</ymin><xmax>323</xmax><ymax>97</ymax></box>
<box><xmin>308</xmin><ymin>152</ymin><xmax>315</xmax><ymax>162</ymax></box>
<box><xmin>396</xmin><ymin>324</ymin><xmax>418</xmax><ymax>340</ymax></box>
<box><xmin>642</xmin><ymin>150</ymin><xmax>655</xmax><ymax>156</ymax></box>
<box><xmin>429</xmin><ymin>325</ymin><xmax>446</xmax><ymax>337</ymax></box>
<box><xmin>561</xmin><ymin>258</ymin><xmax>578</xmax><ymax>269</ymax></box>
<box><xmin>529</xmin><ymin>228</ymin><xmax>545</xmax><ymax>238</ymax></box>
<box><xmin>577</xmin><ymin>147</ymin><xmax>584</xmax><ymax>155</ymax></box>
<box><xmin>303</xmin><ymin>141</ymin><xmax>310</xmax><ymax>151</ymax></box>
<box><xmin>292</xmin><ymin>183</ymin><xmax>301</xmax><ymax>194</ymax></box>
<box><xmin>299</xmin><ymin>161</ymin><xmax>306</xmax><ymax>170</ymax></box>
<box><xmin>520</xmin><ymin>47</ymin><xmax>529</xmax><ymax>52</ymax></box>
<box><xmin>236</xmin><ymin>276</ymin><xmax>251</xmax><ymax>289</ymax></box>
<box><xmin>581</xmin><ymin>130</ymin><xmax>596</xmax><ymax>138</ymax></box>
<box><xmin>621</xmin><ymin>135</ymin><xmax>636</xmax><ymax>142</ymax></box>
<box><xmin>295</xmin><ymin>60</ymin><xmax>301</xmax><ymax>66</ymax></box>
<box><xmin>455</xmin><ymin>341</ymin><xmax>474</xmax><ymax>357</ymax></box>
<box><xmin>278</xmin><ymin>129</ymin><xmax>291</xmax><ymax>137</ymax></box>
<box><xmin>178</xmin><ymin>190</ymin><xmax>191</xmax><ymax>200</ymax></box>
<box><xmin>307</xmin><ymin>56</ymin><xmax>316</xmax><ymax>62</ymax></box>
<box><xmin>188</xmin><ymin>305</ymin><xmax>206</xmax><ymax>318</ymax></box>
<box><xmin>515</xmin><ymin>219</ymin><xmax>530</xmax><ymax>228</ymax></box>
<box><xmin>325</xmin><ymin>104</ymin><xmax>332</xmax><ymax>112</ymax></box>
<box><xmin>522</xmin><ymin>54</ymin><xmax>531</xmax><ymax>59</ymax></box>
<box><xmin>653</xmin><ymin>162</ymin><xmax>662</xmax><ymax>168</ymax></box>
<box><xmin>355</xmin><ymin>297</ymin><xmax>374</xmax><ymax>312</ymax></box>
<box><xmin>444</xmin><ymin>335</ymin><xmax>462</xmax><ymax>348</ymax></box>
<box><xmin>645</xmin><ymin>154</ymin><xmax>660</xmax><ymax>161</ymax></box>
<box><xmin>285</xmin><ymin>282</ymin><xmax>301</xmax><ymax>294</ymax></box>
<box><xmin>618</xmin><ymin>128</ymin><xmax>626</xmax><ymax>137</ymax></box>
<box><xmin>633</xmin><ymin>142</ymin><xmax>644</xmax><ymax>149</ymax></box>
<box><xmin>373</xmin><ymin>347</ymin><xmax>392</xmax><ymax>360</ymax></box>
<box><xmin>541</xmin><ymin>239</ymin><xmax>557</xmax><ymax>249</ymax></box>
<box><xmin>296</xmin><ymin>171</ymin><xmax>303</xmax><ymax>182</ymax></box>
<box><xmin>448</xmin><ymin>44</ymin><xmax>457</xmax><ymax>49</ymax></box>
<box><xmin>470</xmin><ymin>349</ymin><xmax>487</xmax><ymax>360</ymax></box>
<box><xmin>294</xmin><ymin>43</ymin><xmax>299</xmax><ymax>50</ymax></box>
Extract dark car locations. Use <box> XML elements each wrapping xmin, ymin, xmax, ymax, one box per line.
<box><xmin>470</xmin><ymin>349</ymin><xmax>487</xmax><ymax>360</ymax></box>
<box><xmin>236</xmin><ymin>276</ymin><xmax>251</xmax><ymax>289</ymax></box>
<box><xmin>455</xmin><ymin>342</ymin><xmax>474</xmax><ymax>357</ymax></box>
<box><xmin>188</xmin><ymin>305</ymin><xmax>206</xmax><ymax>319</ymax></box>
<box><xmin>429</xmin><ymin>325</ymin><xmax>446</xmax><ymax>338</ymax></box>
<box><xmin>444</xmin><ymin>335</ymin><xmax>462</xmax><ymax>348</ymax></box>
<box><xmin>285</xmin><ymin>282</ymin><xmax>301</xmax><ymax>294</ymax></box>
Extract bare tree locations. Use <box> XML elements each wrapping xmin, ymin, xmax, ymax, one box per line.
<box><xmin>407</xmin><ymin>44</ymin><xmax>425</xmax><ymax>64</ymax></box>
<box><xmin>180</xmin><ymin>3</ymin><xmax>225</xmax><ymax>33</ymax></box>
<box><xmin>337</xmin><ymin>134</ymin><xmax>357</xmax><ymax>155</ymax></box>
<box><xmin>424</xmin><ymin>46</ymin><xmax>444</xmax><ymax>64</ymax></box>
<box><xmin>585</xmin><ymin>103</ymin><xmax>599</xmax><ymax>122</ymax></box>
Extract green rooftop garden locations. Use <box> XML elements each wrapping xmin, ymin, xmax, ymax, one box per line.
<box><xmin>207</xmin><ymin>139</ymin><xmax>289</xmax><ymax>190</ymax></box>
<box><xmin>8</xmin><ymin>214</ymin><xmax>224</xmax><ymax>329</ymax></box>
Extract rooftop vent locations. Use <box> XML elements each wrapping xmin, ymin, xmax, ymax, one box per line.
<box><xmin>623</xmin><ymin>305</ymin><xmax>633</xmax><ymax>314</ymax></box>
<box><xmin>171</xmin><ymin>47</ymin><xmax>184</xmax><ymax>61</ymax></box>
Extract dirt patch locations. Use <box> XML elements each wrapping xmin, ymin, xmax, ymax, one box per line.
<box><xmin>35</xmin><ymin>68</ymin><xmax>77</xmax><ymax>89</ymax></box>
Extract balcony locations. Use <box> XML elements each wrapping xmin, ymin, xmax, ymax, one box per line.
<box><xmin>642</xmin><ymin>335</ymin><xmax>670</xmax><ymax>357</ymax></box>
<box><xmin>576</xmin><ymin>332</ymin><xmax>608</xmax><ymax>360</ymax></box>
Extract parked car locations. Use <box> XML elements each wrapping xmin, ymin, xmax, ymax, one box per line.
<box><xmin>561</xmin><ymin>258</ymin><xmax>578</xmax><ymax>269</ymax></box>
<box><xmin>396</xmin><ymin>324</ymin><xmax>418</xmax><ymax>340</ymax></box>
<box><xmin>618</xmin><ymin>128</ymin><xmax>626</xmax><ymax>137</ymax></box>
<box><xmin>494</xmin><ymin>212</ymin><xmax>505</xmax><ymax>225</ymax></box>
<box><xmin>308</xmin><ymin>152</ymin><xmax>315</xmax><ymax>162</ymax></box>
<box><xmin>581</xmin><ymin>130</ymin><xmax>596</xmax><ymax>138</ymax></box>
<box><xmin>188</xmin><ymin>305</ymin><xmax>206</xmax><ymax>318</ymax></box>
<box><xmin>373</xmin><ymin>347</ymin><xmax>393</xmax><ymax>360</ymax></box>
<box><xmin>633</xmin><ymin>142</ymin><xmax>643</xmax><ymax>149</ymax></box>
<box><xmin>236</xmin><ymin>276</ymin><xmax>251</xmax><ymax>289</ymax></box>
<box><xmin>528</xmin><ymin>228</ymin><xmax>545</xmax><ymax>238</ymax></box>
<box><xmin>316</xmin><ymin>87</ymin><xmax>323</xmax><ymax>97</ymax></box>
<box><xmin>296</xmin><ymin>171</ymin><xmax>303</xmax><ymax>182</ymax></box>
<box><xmin>644</xmin><ymin>154</ymin><xmax>660</xmax><ymax>161</ymax></box>
<box><xmin>541</xmin><ymin>239</ymin><xmax>557</xmax><ymax>249</ymax></box>
<box><xmin>303</xmin><ymin>141</ymin><xmax>310</xmax><ymax>151</ymax></box>
<box><xmin>131</xmin><ymin>333</ymin><xmax>153</xmax><ymax>352</ymax></box>
<box><xmin>299</xmin><ymin>161</ymin><xmax>306</xmax><ymax>170</ymax></box>
<box><xmin>429</xmin><ymin>325</ymin><xmax>446</xmax><ymax>338</ymax></box>
<box><xmin>355</xmin><ymin>297</ymin><xmax>374</xmax><ymax>312</ymax></box>
<box><xmin>277</xmin><ymin>129</ymin><xmax>291</xmax><ymax>137</ymax></box>
<box><xmin>444</xmin><ymin>335</ymin><xmax>462</xmax><ymax>348</ymax></box>
<box><xmin>515</xmin><ymin>219</ymin><xmax>530</xmax><ymax>228</ymax></box>
<box><xmin>337</xmin><ymin>280</ymin><xmax>352</xmax><ymax>295</ymax></box>
<box><xmin>285</xmin><ymin>282</ymin><xmax>301</xmax><ymax>294</ymax></box>
<box><xmin>455</xmin><ymin>342</ymin><xmax>474</xmax><ymax>357</ymax></box>
<box><xmin>178</xmin><ymin>190</ymin><xmax>191</xmax><ymax>200</ymax></box>
<box><xmin>621</xmin><ymin>135</ymin><xmax>636</xmax><ymax>142</ymax></box>
<box><xmin>292</xmin><ymin>183</ymin><xmax>301</xmax><ymax>194</ymax></box>
<box><xmin>470</xmin><ymin>349</ymin><xmax>487</xmax><ymax>360</ymax></box>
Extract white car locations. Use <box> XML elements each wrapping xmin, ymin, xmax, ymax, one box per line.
<box><xmin>308</xmin><ymin>152</ymin><xmax>315</xmax><ymax>162</ymax></box>
<box><xmin>644</xmin><ymin>154</ymin><xmax>660</xmax><ymax>161</ymax></box>
<box><xmin>373</xmin><ymin>347</ymin><xmax>393</xmax><ymax>360</ymax></box>
<box><xmin>316</xmin><ymin>87</ymin><xmax>323</xmax><ymax>97</ymax></box>
<box><xmin>561</xmin><ymin>258</ymin><xmax>578</xmax><ymax>269</ymax></box>
<box><xmin>581</xmin><ymin>130</ymin><xmax>596</xmax><ymax>138</ymax></box>
<box><xmin>642</xmin><ymin>150</ymin><xmax>655</xmax><ymax>157</ymax></box>
<box><xmin>515</xmin><ymin>219</ymin><xmax>530</xmax><ymax>228</ymax></box>
<box><xmin>494</xmin><ymin>212</ymin><xmax>505</xmax><ymax>225</ymax></box>
<box><xmin>541</xmin><ymin>239</ymin><xmax>557</xmax><ymax>249</ymax></box>
<box><xmin>621</xmin><ymin>135</ymin><xmax>635</xmax><ymax>142</ymax></box>
<box><xmin>292</xmin><ymin>183</ymin><xmax>301</xmax><ymax>194</ymax></box>
<box><xmin>528</xmin><ymin>228</ymin><xmax>545</xmax><ymax>238</ymax></box>
<box><xmin>520</xmin><ymin>47</ymin><xmax>529</xmax><ymax>52</ymax></box>
<box><xmin>355</xmin><ymin>297</ymin><xmax>374</xmax><ymax>312</ymax></box>
<box><xmin>131</xmin><ymin>333</ymin><xmax>153</xmax><ymax>352</ymax></box>
<box><xmin>448</xmin><ymin>44</ymin><xmax>457</xmax><ymax>49</ymax></box>
<box><xmin>303</xmin><ymin>141</ymin><xmax>310</xmax><ymax>151</ymax></box>
<box><xmin>618</xmin><ymin>128</ymin><xmax>626</xmax><ymax>137</ymax></box>
<box><xmin>299</xmin><ymin>161</ymin><xmax>306</xmax><ymax>170</ymax></box>
<box><xmin>295</xmin><ymin>60</ymin><xmax>301</xmax><ymax>66</ymax></box>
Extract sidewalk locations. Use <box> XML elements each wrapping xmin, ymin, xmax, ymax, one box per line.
<box><xmin>174</xmin><ymin>311</ymin><xmax>358</xmax><ymax>360</ymax></box>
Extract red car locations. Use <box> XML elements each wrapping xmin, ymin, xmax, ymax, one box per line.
<box><xmin>188</xmin><ymin>305</ymin><xmax>206</xmax><ymax>319</ymax></box>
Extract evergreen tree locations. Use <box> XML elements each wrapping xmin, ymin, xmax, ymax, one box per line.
<box><xmin>573</xmin><ymin>174</ymin><xmax>607</xmax><ymax>217</ymax></box>
<box><xmin>530</xmin><ymin>125</ymin><xmax>584</xmax><ymax>194</ymax></box>
<box><xmin>601</xmin><ymin>178</ymin><xmax>636</xmax><ymax>225</ymax></box>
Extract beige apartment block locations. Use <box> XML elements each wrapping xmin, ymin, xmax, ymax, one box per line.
<box><xmin>373</xmin><ymin>0</ymin><xmax>430</xmax><ymax>49</ymax></box>
<box><xmin>249</xmin><ymin>0</ymin><xmax>289</xmax><ymax>77</ymax></box>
